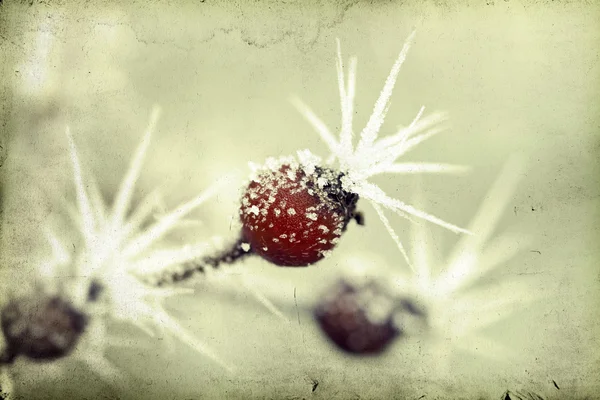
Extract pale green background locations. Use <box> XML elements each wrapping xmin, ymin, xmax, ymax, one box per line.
<box><xmin>0</xmin><ymin>0</ymin><xmax>599</xmax><ymax>399</ymax></box>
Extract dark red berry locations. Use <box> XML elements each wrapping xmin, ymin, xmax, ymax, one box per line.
<box><xmin>1</xmin><ymin>294</ymin><xmax>88</xmax><ymax>362</ymax></box>
<box><xmin>314</xmin><ymin>278</ymin><xmax>401</xmax><ymax>355</ymax></box>
<box><xmin>239</xmin><ymin>161</ymin><xmax>360</xmax><ymax>267</ymax></box>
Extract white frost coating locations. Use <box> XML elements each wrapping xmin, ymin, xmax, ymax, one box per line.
<box><xmin>264</xmin><ymin>157</ymin><xmax>280</xmax><ymax>170</ymax></box>
<box><xmin>296</xmin><ymin>149</ymin><xmax>321</xmax><ymax>175</ymax></box>
<box><xmin>287</xmin><ymin>208</ymin><xmax>297</xmax><ymax>216</ymax></box>
<box><xmin>247</xmin><ymin>155</ymin><xmax>298</xmax><ymax>182</ymax></box>
<box><xmin>290</xmin><ymin>30</ymin><xmax>473</xmax><ymax>259</ymax></box>
<box><xmin>320</xmin><ymin>250</ymin><xmax>333</xmax><ymax>259</ymax></box>
<box><xmin>316</xmin><ymin>176</ymin><xmax>328</xmax><ymax>188</ymax></box>
<box><xmin>318</xmin><ymin>225</ymin><xmax>329</xmax><ymax>233</ymax></box>
<box><xmin>306</xmin><ymin>213</ymin><xmax>318</xmax><ymax>221</ymax></box>
<box><xmin>249</xmin><ymin>205</ymin><xmax>259</xmax><ymax>216</ymax></box>
<box><xmin>241</xmin><ymin>243</ymin><xmax>251</xmax><ymax>252</ymax></box>
<box><xmin>286</xmin><ymin>169</ymin><xmax>296</xmax><ymax>181</ymax></box>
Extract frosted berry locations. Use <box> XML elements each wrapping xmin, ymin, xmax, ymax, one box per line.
<box><xmin>1</xmin><ymin>294</ymin><xmax>88</xmax><ymax>363</ymax></box>
<box><xmin>314</xmin><ymin>278</ymin><xmax>400</xmax><ymax>355</ymax></box>
<box><xmin>240</xmin><ymin>162</ymin><xmax>361</xmax><ymax>267</ymax></box>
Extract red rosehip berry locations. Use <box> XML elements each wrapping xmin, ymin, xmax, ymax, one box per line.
<box><xmin>1</xmin><ymin>294</ymin><xmax>88</xmax><ymax>363</ymax></box>
<box><xmin>314</xmin><ymin>278</ymin><xmax>401</xmax><ymax>355</ymax></box>
<box><xmin>239</xmin><ymin>162</ymin><xmax>362</xmax><ymax>267</ymax></box>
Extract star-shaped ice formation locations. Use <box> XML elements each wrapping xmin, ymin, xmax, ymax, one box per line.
<box><xmin>62</xmin><ymin>106</ymin><xmax>235</xmax><ymax>370</ymax></box>
<box><xmin>385</xmin><ymin>156</ymin><xmax>544</xmax><ymax>367</ymax></box>
<box><xmin>291</xmin><ymin>30</ymin><xmax>471</xmax><ymax>265</ymax></box>
<box><xmin>0</xmin><ymin>106</ymin><xmax>234</xmax><ymax>397</ymax></box>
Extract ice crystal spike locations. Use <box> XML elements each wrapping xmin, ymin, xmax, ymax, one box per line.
<box><xmin>436</xmin><ymin>156</ymin><xmax>530</xmax><ymax>296</ymax></box>
<box><xmin>290</xmin><ymin>30</ymin><xmax>472</xmax><ymax>266</ymax></box>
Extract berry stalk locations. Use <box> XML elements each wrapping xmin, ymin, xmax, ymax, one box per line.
<box><xmin>146</xmin><ymin>238</ymin><xmax>254</xmax><ymax>287</ymax></box>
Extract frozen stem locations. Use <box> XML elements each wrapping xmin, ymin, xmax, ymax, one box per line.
<box><xmin>151</xmin><ymin>238</ymin><xmax>254</xmax><ymax>287</ymax></box>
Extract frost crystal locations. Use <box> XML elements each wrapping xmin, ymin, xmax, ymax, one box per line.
<box><xmin>291</xmin><ymin>30</ymin><xmax>472</xmax><ymax>266</ymax></box>
<box><xmin>306</xmin><ymin>213</ymin><xmax>318</xmax><ymax>221</ymax></box>
<box><xmin>388</xmin><ymin>157</ymin><xmax>544</xmax><ymax>366</ymax></box>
